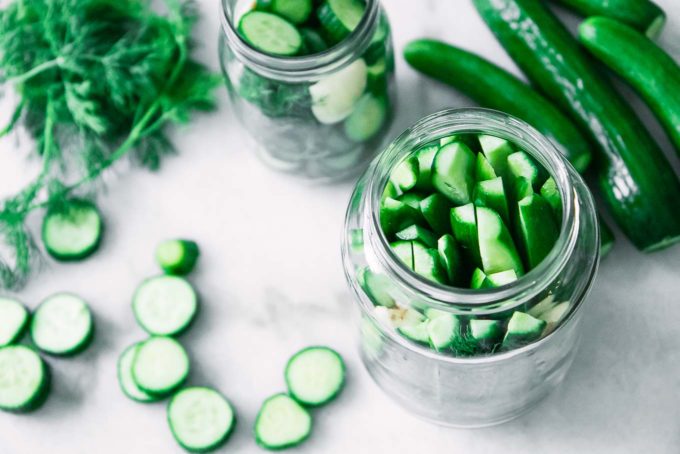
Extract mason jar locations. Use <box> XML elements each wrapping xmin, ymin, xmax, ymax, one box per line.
<box><xmin>219</xmin><ymin>0</ymin><xmax>395</xmax><ymax>182</ymax></box>
<box><xmin>341</xmin><ymin>108</ymin><xmax>600</xmax><ymax>427</ymax></box>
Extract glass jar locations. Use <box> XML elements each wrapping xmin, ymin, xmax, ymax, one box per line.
<box><xmin>341</xmin><ymin>108</ymin><xmax>600</xmax><ymax>427</ymax></box>
<box><xmin>219</xmin><ymin>0</ymin><xmax>395</xmax><ymax>182</ymax></box>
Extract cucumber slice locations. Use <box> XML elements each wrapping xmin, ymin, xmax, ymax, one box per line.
<box><xmin>476</xmin><ymin>206</ymin><xmax>524</xmax><ymax>276</ymax></box>
<box><xmin>502</xmin><ymin>312</ymin><xmax>547</xmax><ymax>349</ymax></box>
<box><xmin>474</xmin><ymin>176</ymin><xmax>510</xmax><ymax>225</ymax></box>
<box><xmin>470</xmin><ymin>268</ymin><xmax>489</xmax><ymax>289</ymax></box>
<box><xmin>168</xmin><ymin>387</ymin><xmax>236</xmax><ymax>452</ymax></box>
<box><xmin>419</xmin><ymin>193</ymin><xmax>453</xmax><ymax>236</ymax></box>
<box><xmin>397</xmin><ymin>319</ymin><xmax>430</xmax><ymax>344</ymax></box>
<box><xmin>437</xmin><ymin>234</ymin><xmax>462</xmax><ymax>286</ymax></box>
<box><xmin>390</xmin><ymin>240</ymin><xmax>414</xmax><ymax>269</ymax></box>
<box><xmin>0</xmin><ymin>297</ymin><xmax>29</xmax><ymax>346</ymax></box>
<box><xmin>479</xmin><ymin>135</ymin><xmax>514</xmax><ymax>176</ymax></box>
<box><xmin>517</xmin><ymin>194</ymin><xmax>560</xmax><ymax>269</ymax></box>
<box><xmin>412</xmin><ymin>241</ymin><xmax>446</xmax><ymax>284</ymax></box>
<box><xmin>425</xmin><ymin>310</ymin><xmax>461</xmax><ymax>351</ymax></box>
<box><xmin>132</xmin><ymin>275</ymin><xmax>198</xmax><ymax>337</ymax></box>
<box><xmin>380</xmin><ymin>197</ymin><xmax>422</xmax><ymax>237</ymax></box>
<box><xmin>117</xmin><ymin>343</ymin><xmax>159</xmax><ymax>403</ymax></box>
<box><xmin>132</xmin><ymin>336</ymin><xmax>189</xmax><ymax>397</ymax></box>
<box><xmin>540</xmin><ymin>177</ymin><xmax>562</xmax><ymax>223</ymax></box>
<box><xmin>508</xmin><ymin>151</ymin><xmax>547</xmax><ymax>191</ymax></box>
<box><xmin>300</xmin><ymin>28</ymin><xmax>329</xmax><ymax>54</ymax></box>
<box><xmin>317</xmin><ymin>0</ymin><xmax>366</xmax><ymax>44</ymax></box>
<box><xmin>254</xmin><ymin>394</ymin><xmax>312</xmax><ymax>450</ymax></box>
<box><xmin>396</xmin><ymin>225</ymin><xmax>437</xmax><ymax>248</ymax></box>
<box><xmin>432</xmin><ymin>142</ymin><xmax>476</xmax><ymax>205</ymax></box>
<box><xmin>486</xmin><ymin>269</ymin><xmax>518</xmax><ymax>287</ymax></box>
<box><xmin>310</xmin><ymin>58</ymin><xmax>367</xmax><ymax>124</ymax></box>
<box><xmin>42</xmin><ymin>199</ymin><xmax>103</xmax><ymax>261</ymax></box>
<box><xmin>389</xmin><ymin>155</ymin><xmax>419</xmax><ymax>192</ymax></box>
<box><xmin>360</xmin><ymin>269</ymin><xmax>395</xmax><ymax>307</ymax></box>
<box><xmin>30</xmin><ymin>293</ymin><xmax>93</xmax><ymax>356</ymax></box>
<box><xmin>469</xmin><ymin>319</ymin><xmax>504</xmax><ymax>351</ymax></box>
<box><xmin>450</xmin><ymin>203</ymin><xmax>481</xmax><ymax>266</ymax></box>
<box><xmin>238</xmin><ymin>11</ymin><xmax>302</xmax><ymax>56</ymax></box>
<box><xmin>0</xmin><ymin>345</ymin><xmax>50</xmax><ymax>412</ymax></box>
<box><xmin>414</xmin><ymin>144</ymin><xmax>439</xmax><ymax>191</ymax></box>
<box><xmin>475</xmin><ymin>152</ymin><xmax>497</xmax><ymax>182</ymax></box>
<box><xmin>285</xmin><ymin>346</ymin><xmax>345</xmax><ymax>406</ymax></box>
<box><xmin>343</xmin><ymin>93</ymin><xmax>387</xmax><ymax>142</ymax></box>
<box><xmin>271</xmin><ymin>0</ymin><xmax>312</xmax><ymax>24</ymax></box>
<box><xmin>155</xmin><ymin>239</ymin><xmax>200</xmax><ymax>276</ymax></box>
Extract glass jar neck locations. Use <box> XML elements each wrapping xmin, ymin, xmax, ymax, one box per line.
<box><xmin>365</xmin><ymin>108</ymin><xmax>584</xmax><ymax>312</ymax></box>
<box><xmin>220</xmin><ymin>0</ymin><xmax>380</xmax><ymax>82</ymax></box>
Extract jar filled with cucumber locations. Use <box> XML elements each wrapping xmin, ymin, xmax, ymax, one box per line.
<box><xmin>342</xmin><ymin>108</ymin><xmax>599</xmax><ymax>427</ymax></box>
<box><xmin>219</xmin><ymin>0</ymin><xmax>395</xmax><ymax>181</ymax></box>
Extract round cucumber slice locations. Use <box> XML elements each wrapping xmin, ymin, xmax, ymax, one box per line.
<box><xmin>132</xmin><ymin>336</ymin><xmax>189</xmax><ymax>397</ymax></box>
<box><xmin>344</xmin><ymin>93</ymin><xmax>387</xmax><ymax>143</ymax></box>
<box><xmin>310</xmin><ymin>58</ymin><xmax>367</xmax><ymax>124</ymax></box>
<box><xmin>317</xmin><ymin>0</ymin><xmax>366</xmax><ymax>44</ymax></box>
<box><xmin>0</xmin><ymin>345</ymin><xmax>50</xmax><ymax>412</ymax></box>
<box><xmin>117</xmin><ymin>343</ymin><xmax>159</xmax><ymax>403</ymax></box>
<box><xmin>168</xmin><ymin>387</ymin><xmax>236</xmax><ymax>452</ymax></box>
<box><xmin>0</xmin><ymin>297</ymin><xmax>29</xmax><ymax>346</ymax></box>
<box><xmin>285</xmin><ymin>346</ymin><xmax>345</xmax><ymax>407</ymax></box>
<box><xmin>132</xmin><ymin>275</ymin><xmax>198</xmax><ymax>336</ymax></box>
<box><xmin>271</xmin><ymin>0</ymin><xmax>312</xmax><ymax>24</ymax></box>
<box><xmin>238</xmin><ymin>11</ymin><xmax>302</xmax><ymax>56</ymax></box>
<box><xmin>41</xmin><ymin>199</ymin><xmax>103</xmax><ymax>261</ymax></box>
<box><xmin>254</xmin><ymin>394</ymin><xmax>312</xmax><ymax>450</ymax></box>
<box><xmin>30</xmin><ymin>293</ymin><xmax>94</xmax><ymax>356</ymax></box>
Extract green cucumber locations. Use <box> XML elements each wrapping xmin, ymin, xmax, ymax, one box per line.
<box><xmin>540</xmin><ymin>177</ymin><xmax>562</xmax><ymax>223</ymax></box>
<box><xmin>450</xmin><ymin>203</ymin><xmax>481</xmax><ymax>266</ymax></box>
<box><xmin>270</xmin><ymin>0</ymin><xmax>312</xmax><ymax>24</ymax></box>
<box><xmin>507</xmin><ymin>152</ymin><xmax>547</xmax><ymax>192</ymax></box>
<box><xmin>411</xmin><ymin>241</ymin><xmax>446</xmax><ymax>284</ymax></box>
<box><xmin>132</xmin><ymin>336</ymin><xmax>189</xmax><ymax>397</ymax></box>
<box><xmin>578</xmin><ymin>17</ymin><xmax>680</xmax><ymax>153</ymax></box>
<box><xmin>317</xmin><ymin>0</ymin><xmax>365</xmax><ymax>44</ymax></box>
<box><xmin>475</xmin><ymin>152</ymin><xmax>497</xmax><ymax>182</ymax></box>
<box><xmin>0</xmin><ymin>345</ymin><xmax>50</xmax><ymax>412</ymax></box>
<box><xmin>474</xmin><ymin>176</ymin><xmax>510</xmax><ymax>225</ymax></box>
<box><xmin>156</xmin><ymin>239</ymin><xmax>200</xmax><ymax>275</ymax></box>
<box><xmin>398</xmin><ymin>192</ymin><xmax>425</xmax><ymax>211</ymax></box>
<box><xmin>310</xmin><ymin>59</ymin><xmax>367</xmax><ymax>124</ymax></box>
<box><xmin>389</xmin><ymin>155</ymin><xmax>419</xmax><ymax>192</ymax></box>
<box><xmin>403</xmin><ymin>40</ymin><xmax>593</xmax><ymax>172</ymax></box>
<box><xmin>118</xmin><ymin>343</ymin><xmax>160</xmax><ymax>403</ymax></box>
<box><xmin>380</xmin><ymin>197</ymin><xmax>422</xmax><ymax>237</ymax></box>
<box><xmin>425</xmin><ymin>310</ymin><xmax>461</xmax><ymax>351</ymax></box>
<box><xmin>414</xmin><ymin>144</ymin><xmax>440</xmax><ymax>191</ymax></box>
<box><xmin>517</xmin><ymin>194</ymin><xmax>560</xmax><ymax>269</ymax></box>
<box><xmin>470</xmin><ymin>268</ymin><xmax>488</xmax><ymax>289</ymax></box>
<box><xmin>476</xmin><ymin>206</ymin><xmax>524</xmax><ymax>276</ymax></box>
<box><xmin>486</xmin><ymin>269</ymin><xmax>518</xmax><ymax>287</ymax></box>
<box><xmin>0</xmin><ymin>297</ymin><xmax>29</xmax><ymax>346</ymax></box>
<box><xmin>390</xmin><ymin>240</ymin><xmax>414</xmax><ymax>269</ymax></box>
<box><xmin>132</xmin><ymin>275</ymin><xmax>198</xmax><ymax>337</ymax></box>
<box><xmin>473</xmin><ymin>0</ymin><xmax>680</xmax><ymax>252</ymax></box>
<box><xmin>419</xmin><ymin>193</ymin><xmax>452</xmax><ymax>236</ymax></box>
<box><xmin>168</xmin><ymin>387</ymin><xmax>236</xmax><ymax>453</ymax></box>
<box><xmin>300</xmin><ymin>28</ymin><xmax>329</xmax><ymax>54</ymax></box>
<box><xmin>285</xmin><ymin>346</ymin><xmax>345</xmax><ymax>406</ymax></box>
<box><xmin>396</xmin><ymin>225</ymin><xmax>437</xmax><ymax>248</ymax></box>
<box><xmin>502</xmin><ymin>311</ymin><xmax>547</xmax><ymax>349</ymax></box>
<box><xmin>437</xmin><ymin>234</ymin><xmax>462</xmax><ymax>286</ymax></box>
<box><xmin>432</xmin><ymin>142</ymin><xmax>476</xmax><ymax>205</ymax></box>
<box><xmin>397</xmin><ymin>319</ymin><xmax>430</xmax><ymax>345</ymax></box>
<box><xmin>30</xmin><ymin>293</ymin><xmax>94</xmax><ymax>356</ymax></box>
<box><xmin>553</xmin><ymin>0</ymin><xmax>665</xmax><ymax>38</ymax></box>
<box><xmin>238</xmin><ymin>11</ymin><xmax>302</xmax><ymax>56</ymax></box>
<box><xmin>254</xmin><ymin>394</ymin><xmax>312</xmax><ymax>450</ymax></box>
<box><xmin>343</xmin><ymin>93</ymin><xmax>387</xmax><ymax>143</ymax></box>
<box><xmin>479</xmin><ymin>135</ymin><xmax>514</xmax><ymax>176</ymax></box>
<box><xmin>360</xmin><ymin>269</ymin><xmax>395</xmax><ymax>308</ymax></box>
<box><xmin>42</xmin><ymin>199</ymin><xmax>103</xmax><ymax>261</ymax></box>
<box><xmin>469</xmin><ymin>319</ymin><xmax>504</xmax><ymax>351</ymax></box>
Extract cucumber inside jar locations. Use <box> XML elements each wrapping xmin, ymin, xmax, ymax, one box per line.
<box><xmin>366</xmin><ymin>132</ymin><xmax>568</xmax><ymax>356</ymax></box>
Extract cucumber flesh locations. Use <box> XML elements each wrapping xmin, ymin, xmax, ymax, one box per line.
<box><xmin>476</xmin><ymin>152</ymin><xmax>497</xmax><ymax>182</ymax></box>
<box><xmin>412</xmin><ymin>241</ymin><xmax>446</xmax><ymax>284</ymax></box>
<box><xmin>389</xmin><ymin>155</ymin><xmax>419</xmax><ymax>192</ymax></box>
<box><xmin>343</xmin><ymin>93</ymin><xmax>387</xmax><ymax>143</ymax></box>
<box><xmin>540</xmin><ymin>177</ymin><xmax>562</xmax><ymax>223</ymax></box>
<box><xmin>285</xmin><ymin>346</ymin><xmax>345</xmax><ymax>406</ymax></box>
<box><xmin>398</xmin><ymin>192</ymin><xmax>426</xmax><ymax>211</ymax></box>
<box><xmin>432</xmin><ymin>142</ymin><xmax>476</xmax><ymax>205</ymax></box>
<box><xmin>390</xmin><ymin>240</ymin><xmax>414</xmax><ymax>270</ymax></box>
<box><xmin>469</xmin><ymin>319</ymin><xmax>504</xmax><ymax>351</ymax></box>
<box><xmin>476</xmin><ymin>206</ymin><xmax>524</xmax><ymax>276</ymax></box>
<box><xmin>486</xmin><ymin>269</ymin><xmax>518</xmax><ymax>287</ymax></box>
<box><xmin>425</xmin><ymin>310</ymin><xmax>462</xmax><ymax>351</ymax></box>
<box><xmin>132</xmin><ymin>336</ymin><xmax>189</xmax><ymax>397</ymax></box>
<box><xmin>517</xmin><ymin>194</ymin><xmax>560</xmax><ymax>269</ymax></box>
<box><xmin>0</xmin><ymin>345</ymin><xmax>50</xmax><ymax>412</ymax></box>
<box><xmin>310</xmin><ymin>59</ymin><xmax>367</xmax><ymax>124</ymax></box>
<box><xmin>271</xmin><ymin>0</ymin><xmax>312</xmax><ymax>24</ymax></box>
<box><xmin>380</xmin><ymin>198</ymin><xmax>422</xmax><ymax>237</ymax></box>
<box><xmin>479</xmin><ymin>135</ymin><xmax>514</xmax><ymax>176</ymax></box>
<box><xmin>0</xmin><ymin>297</ymin><xmax>29</xmax><ymax>346</ymax></box>
<box><xmin>502</xmin><ymin>311</ymin><xmax>547</xmax><ymax>349</ymax></box>
<box><xmin>474</xmin><ymin>176</ymin><xmax>510</xmax><ymax>225</ymax></box>
<box><xmin>117</xmin><ymin>343</ymin><xmax>159</xmax><ymax>403</ymax></box>
<box><xmin>132</xmin><ymin>275</ymin><xmax>198</xmax><ymax>337</ymax></box>
<box><xmin>470</xmin><ymin>268</ymin><xmax>489</xmax><ymax>289</ymax></box>
<box><xmin>361</xmin><ymin>268</ymin><xmax>396</xmax><ymax>308</ymax></box>
<box><xmin>450</xmin><ymin>203</ymin><xmax>481</xmax><ymax>267</ymax></box>
<box><xmin>317</xmin><ymin>0</ymin><xmax>366</xmax><ymax>44</ymax></box>
<box><xmin>396</xmin><ymin>225</ymin><xmax>437</xmax><ymax>248</ymax></box>
<box><xmin>415</xmin><ymin>145</ymin><xmax>440</xmax><ymax>191</ymax></box>
<box><xmin>238</xmin><ymin>11</ymin><xmax>302</xmax><ymax>56</ymax></box>
<box><xmin>419</xmin><ymin>193</ymin><xmax>453</xmax><ymax>236</ymax></box>
<box><xmin>397</xmin><ymin>320</ymin><xmax>430</xmax><ymax>344</ymax></box>
<box><xmin>437</xmin><ymin>234</ymin><xmax>462</xmax><ymax>286</ymax></box>
<box><xmin>155</xmin><ymin>239</ymin><xmax>200</xmax><ymax>276</ymax></box>
<box><xmin>507</xmin><ymin>151</ymin><xmax>547</xmax><ymax>191</ymax></box>
<box><xmin>168</xmin><ymin>387</ymin><xmax>236</xmax><ymax>452</ymax></box>
<box><xmin>30</xmin><ymin>293</ymin><xmax>93</xmax><ymax>356</ymax></box>
<box><xmin>42</xmin><ymin>199</ymin><xmax>103</xmax><ymax>261</ymax></box>
<box><xmin>254</xmin><ymin>394</ymin><xmax>312</xmax><ymax>450</ymax></box>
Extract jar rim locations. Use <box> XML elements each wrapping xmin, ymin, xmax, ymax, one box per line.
<box><xmin>365</xmin><ymin>108</ymin><xmax>593</xmax><ymax>309</ymax></box>
<box><xmin>219</xmin><ymin>0</ymin><xmax>380</xmax><ymax>81</ymax></box>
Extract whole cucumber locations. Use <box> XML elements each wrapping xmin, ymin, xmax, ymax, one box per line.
<box><xmin>473</xmin><ymin>0</ymin><xmax>680</xmax><ymax>252</ymax></box>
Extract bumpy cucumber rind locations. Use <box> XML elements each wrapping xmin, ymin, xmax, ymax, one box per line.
<box><xmin>284</xmin><ymin>346</ymin><xmax>346</xmax><ymax>407</ymax></box>
<box><xmin>0</xmin><ymin>297</ymin><xmax>30</xmax><ymax>347</ymax></box>
<box><xmin>254</xmin><ymin>393</ymin><xmax>312</xmax><ymax>450</ymax></box>
<box><xmin>41</xmin><ymin>199</ymin><xmax>103</xmax><ymax>261</ymax></box>
<box><xmin>30</xmin><ymin>293</ymin><xmax>94</xmax><ymax>357</ymax></box>
<box><xmin>0</xmin><ymin>345</ymin><xmax>51</xmax><ymax>413</ymax></box>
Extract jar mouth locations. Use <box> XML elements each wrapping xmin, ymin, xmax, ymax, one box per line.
<box><xmin>219</xmin><ymin>0</ymin><xmax>379</xmax><ymax>81</ymax></box>
<box><xmin>366</xmin><ymin>108</ymin><xmax>588</xmax><ymax>309</ymax></box>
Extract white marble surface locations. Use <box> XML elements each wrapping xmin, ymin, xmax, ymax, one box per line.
<box><xmin>1</xmin><ymin>0</ymin><xmax>680</xmax><ymax>452</ymax></box>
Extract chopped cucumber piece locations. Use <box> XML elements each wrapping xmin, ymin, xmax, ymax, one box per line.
<box><xmin>437</xmin><ymin>234</ymin><xmax>462</xmax><ymax>285</ymax></box>
<box><xmin>507</xmin><ymin>151</ymin><xmax>547</xmax><ymax>191</ymax></box>
<box><xmin>382</xmin><ymin>180</ymin><xmax>399</xmax><ymax>201</ymax></box>
<box><xmin>132</xmin><ymin>275</ymin><xmax>198</xmax><ymax>337</ymax></box>
<box><xmin>132</xmin><ymin>336</ymin><xmax>189</xmax><ymax>397</ymax></box>
<box><xmin>300</xmin><ymin>28</ymin><xmax>329</xmax><ymax>54</ymax></box>
<box><xmin>425</xmin><ymin>310</ymin><xmax>461</xmax><ymax>351</ymax></box>
<box><xmin>155</xmin><ymin>239</ymin><xmax>200</xmax><ymax>275</ymax></box>
<box><xmin>412</xmin><ymin>241</ymin><xmax>446</xmax><ymax>284</ymax></box>
<box><xmin>502</xmin><ymin>312</ymin><xmax>547</xmax><ymax>349</ymax></box>
<box><xmin>310</xmin><ymin>59</ymin><xmax>367</xmax><ymax>124</ymax></box>
<box><xmin>389</xmin><ymin>155</ymin><xmax>419</xmax><ymax>192</ymax></box>
<box><xmin>30</xmin><ymin>293</ymin><xmax>93</xmax><ymax>356</ymax></box>
<box><xmin>450</xmin><ymin>203</ymin><xmax>481</xmax><ymax>266</ymax></box>
<box><xmin>270</xmin><ymin>0</ymin><xmax>312</xmax><ymax>24</ymax></box>
<box><xmin>517</xmin><ymin>194</ymin><xmax>560</xmax><ymax>269</ymax></box>
<box><xmin>539</xmin><ymin>302</ymin><xmax>570</xmax><ymax>332</ymax></box>
<box><xmin>486</xmin><ymin>269</ymin><xmax>518</xmax><ymax>287</ymax></box>
<box><xmin>475</xmin><ymin>152</ymin><xmax>497</xmax><ymax>181</ymax></box>
<box><xmin>470</xmin><ymin>268</ymin><xmax>489</xmax><ymax>289</ymax></box>
<box><xmin>479</xmin><ymin>134</ymin><xmax>514</xmax><ymax>176</ymax></box>
<box><xmin>168</xmin><ymin>387</ymin><xmax>236</xmax><ymax>453</ymax></box>
<box><xmin>344</xmin><ymin>93</ymin><xmax>387</xmax><ymax>142</ymax></box>
<box><xmin>254</xmin><ymin>394</ymin><xmax>312</xmax><ymax>450</ymax></box>
<box><xmin>380</xmin><ymin>197</ymin><xmax>422</xmax><ymax>237</ymax></box>
<box><xmin>476</xmin><ymin>206</ymin><xmax>524</xmax><ymax>276</ymax></box>
<box><xmin>397</xmin><ymin>320</ymin><xmax>430</xmax><ymax>344</ymax></box>
<box><xmin>432</xmin><ymin>142</ymin><xmax>476</xmax><ymax>205</ymax></box>
<box><xmin>0</xmin><ymin>345</ymin><xmax>50</xmax><ymax>412</ymax></box>
<box><xmin>238</xmin><ymin>11</ymin><xmax>302</xmax><ymax>56</ymax></box>
<box><xmin>117</xmin><ymin>343</ymin><xmax>159</xmax><ymax>403</ymax></box>
<box><xmin>396</xmin><ymin>225</ymin><xmax>437</xmax><ymax>248</ymax></box>
<box><xmin>0</xmin><ymin>297</ymin><xmax>29</xmax><ymax>346</ymax></box>
<box><xmin>419</xmin><ymin>193</ymin><xmax>453</xmax><ymax>235</ymax></box>
<box><xmin>361</xmin><ymin>269</ymin><xmax>395</xmax><ymax>307</ymax></box>
<box><xmin>42</xmin><ymin>199</ymin><xmax>103</xmax><ymax>261</ymax></box>
<box><xmin>540</xmin><ymin>177</ymin><xmax>562</xmax><ymax>223</ymax></box>
<box><xmin>285</xmin><ymin>346</ymin><xmax>345</xmax><ymax>406</ymax></box>
<box><xmin>398</xmin><ymin>192</ymin><xmax>426</xmax><ymax>211</ymax></box>
<box><xmin>390</xmin><ymin>240</ymin><xmax>414</xmax><ymax>269</ymax></box>
<box><xmin>317</xmin><ymin>0</ymin><xmax>366</xmax><ymax>44</ymax></box>
<box><xmin>415</xmin><ymin>145</ymin><xmax>440</xmax><ymax>191</ymax></box>
<box><xmin>528</xmin><ymin>294</ymin><xmax>556</xmax><ymax>318</ymax></box>
<box><xmin>513</xmin><ymin>176</ymin><xmax>535</xmax><ymax>203</ymax></box>
<box><xmin>474</xmin><ymin>176</ymin><xmax>510</xmax><ymax>224</ymax></box>
<box><xmin>469</xmin><ymin>319</ymin><xmax>504</xmax><ymax>351</ymax></box>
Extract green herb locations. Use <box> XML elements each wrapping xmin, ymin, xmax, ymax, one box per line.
<box><xmin>0</xmin><ymin>0</ymin><xmax>221</xmax><ymax>288</ymax></box>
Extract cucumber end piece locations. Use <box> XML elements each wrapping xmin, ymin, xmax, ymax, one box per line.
<box><xmin>156</xmin><ymin>239</ymin><xmax>200</xmax><ymax>275</ymax></box>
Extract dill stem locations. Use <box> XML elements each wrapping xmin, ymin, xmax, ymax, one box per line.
<box><xmin>4</xmin><ymin>57</ymin><xmax>64</xmax><ymax>86</ymax></box>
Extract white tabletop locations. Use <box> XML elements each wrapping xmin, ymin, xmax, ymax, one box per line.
<box><xmin>1</xmin><ymin>0</ymin><xmax>680</xmax><ymax>452</ymax></box>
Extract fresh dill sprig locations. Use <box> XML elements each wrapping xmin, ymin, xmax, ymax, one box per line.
<box><xmin>0</xmin><ymin>0</ymin><xmax>221</xmax><ymax>288</ymax></box>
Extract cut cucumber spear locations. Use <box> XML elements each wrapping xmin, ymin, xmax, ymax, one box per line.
<box><xmin>432</xmin><ymin>142</ymin><xmax>476</xmax><ymax>205</ymax></box>
<box><xmin>475</xmin><ymin>152</ymin><xmax>497</xmax><ymax>182</ymax></box>
<box><xmin>285</xmin><ymin>346</ymin><xmax>346</xmax><ymax>407</ymax></box>
<box><xmin>474</xmin><ymin>176</ymin><xmax>510</xmax><ymax>225</ymax></box>
<box><xmin>414</xmin><ymin>145</ymin><xmax>440</xmax><ymax>191</ymax></box>
<box><xmin>380</xmin><ymin>198</ymin><xmax>422</xmax><ymax>237</ymax></box>
<box><xmin>133</xmin><ymin>275</ymin><xmax>198</xmax><ymax>337</ymax></box>
<box><xmin>255</xmin><ymin>394</ymin><xmax>312</xmax><ymax>450</ymax></box>
<box><xmin>419</xmin><ymin>193</ymin><xmax>453</xmax><ymax>236</ymax></box>
<box><xmin>469</xmin><ymin>319</ymin><xmax>504</xmax><ymax>351</ymax></box>
<box><xmin>450</xmin><ymin>203</ymin><xmax>481</xmax><ymax>267</ymax></box>
<box><xmin>507</xmin><ymin>151</ymin><xmax>547</xmax><ymax>192</ymax></box>
<box><xmin>476</xmin><ymin>206</ymin><xmax>524</xmax><ymax>276</ymax></box>
<box><xmin>0</xmin><ymin>297</ymin><xmax>29</xmax><ymax>347</ymax></box>
<box><xmin>517</xmin><ymin>194</ymin><xmax>560</xmax><ymax>269</ymax></box>
<box><xmin>540</xmin><ymin>177</ymin><xmax>562</xmax><ymax>222</ymax></box>
<box><xmin>479</xmin><ymin>135</ymin><xmax>514</xmax><ymax>176</ymax></box>
<box><xmin>389</xmin><ymin>155</ymin><xmax>419</xmax><ymax>192</ymax></box>
<box><xmin>156</xmin><ymin>239</ymin><xmax>200</xmax><ymax>275</ymax></box>
<box><xmin>502</xmin><ymin>311</ymin><xmax>547</xmax><ymax>349</ymax></box>
<box><xmin>30</xmin><ymin>293</ymin><xmax>94</xmax><ymax>356</ymax></box>
<box><xmin>437</xmin><ymin>234</ymin><xmax>462</xmax><ymax>286</ymax></box>
<box><xmin>42</xmin><ymin>199</ymin><xmax>103</xmax><ymax>261</ymax></box>
<box><xmin>0</xmin><ymin>345</ymin><xmax>50</xmax><ymax>413</ymax></box>
<box><xmin>396</xmin><ymin>225</ymin><xmax>437</xmax><ymax>248</ymax></box>
<box><xmin>412</xmin><ymin>241</ymin><xmax>446</xmax><ymax>284</ymax></box>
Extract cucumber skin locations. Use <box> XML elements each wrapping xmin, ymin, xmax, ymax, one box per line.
<box><xmin>0</xmin><ymin>300</ymin><xmax>29</xmax><ymax>347</ymax></box>
<box><xmin>254</xmin><ymin>394</ymin><xmax>312</xmax><ymax>451</ymax></box>
<box><xmin>578</xmin><ymin>17</ymin><xmax>680</xmax><ymax>154</ymax></box>
<box><xmin>552</xmin><ymin>0</ymin><xmax>665</xmax><ymax>38</ymax></box>
<box><xmin>42</xmin><ymin>199</ymin><xmax>103</xmax><ymax>262</ymax></box>
<box><xmin>117</xmin><ymin>344</ymin><xmax>161</xmax><ymax>404</ymax></box>
<box><xmin>284</xmin><ymin>346</ymin><xmax>346</xmax><ymax>407</ymax></box>
<box><xmin>473</xmin><ymin>0</ymin><xmax>680</xmax><ymax>252</ymax></box>
<box><xmin>403</xmin><ymin>39</ymin><xmax>592</xmax><ymax>173</ymax></box>
<box><xmin>0</xmin><ymin>348</ymin><xmax>51</xmax><ymax>413</ymax></box>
